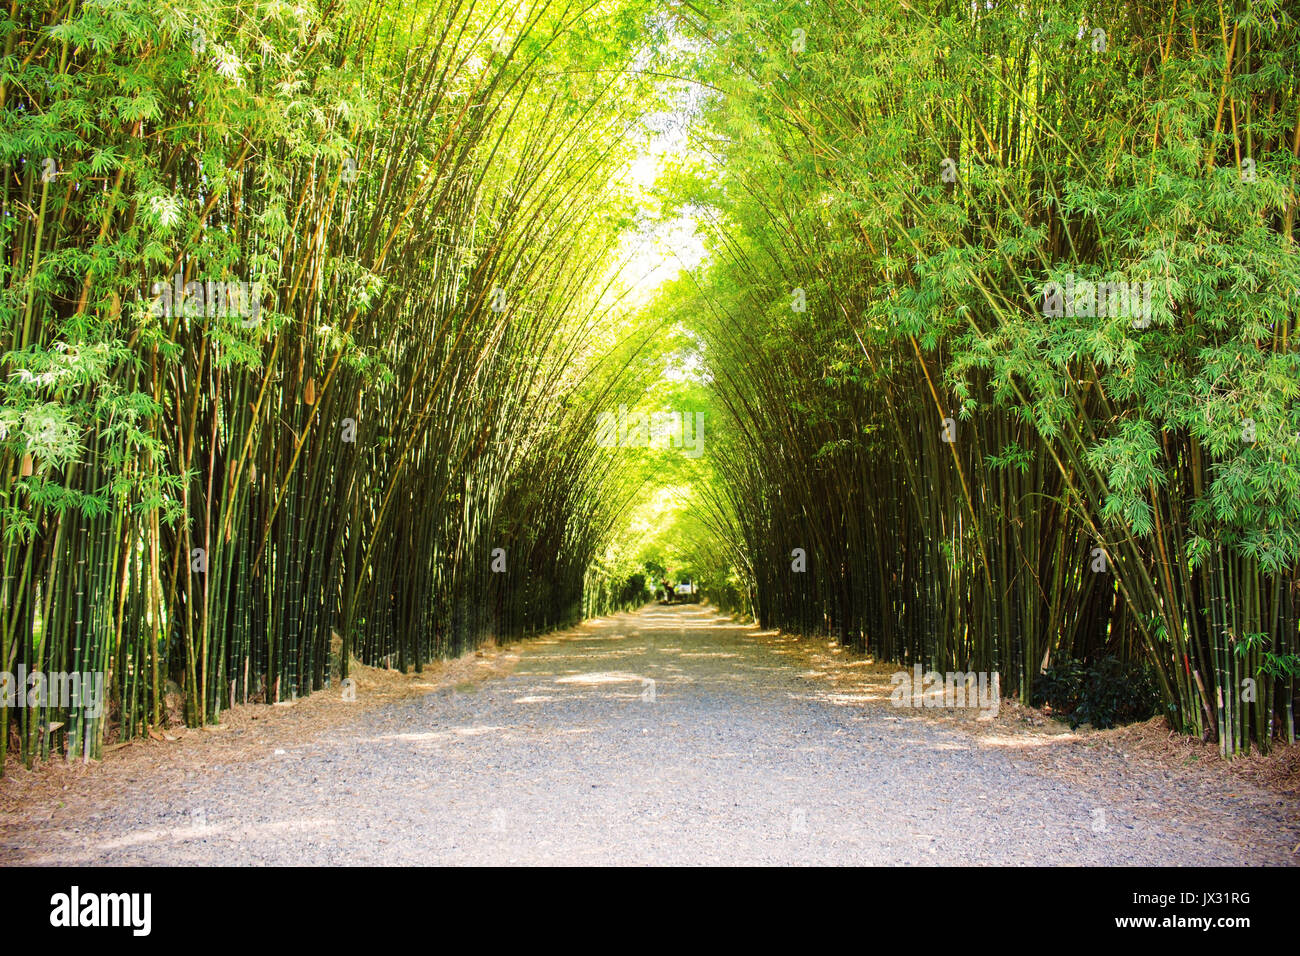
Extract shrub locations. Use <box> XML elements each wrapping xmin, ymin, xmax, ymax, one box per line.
<box><xmin>1032</xmin><ymin>656</ymin><xmax>1160</xmax><ymax>730</ymax></box>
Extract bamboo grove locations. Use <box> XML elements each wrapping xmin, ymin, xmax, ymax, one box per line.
<box><xmin>664</xmin><ymin>0</ymin><xmax>1299</xmax><ymax>754</ymax></box>
<box><xmin>4</xmin><ymin>0</ymin><xmax>1298</xmax><ymax>772</ymax></box>
<box><xmin>1</xmin><ymin>0</ymin><xmax>662</xmax><ymax>768</ymax></box>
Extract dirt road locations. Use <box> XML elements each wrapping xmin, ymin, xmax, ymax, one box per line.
<box><xmin>3</xmin><ymin>605</ymin><xmax>1296</xmax><ymax>865</ymax></box>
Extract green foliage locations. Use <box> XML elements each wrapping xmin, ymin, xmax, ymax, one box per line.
<box><xmin>0</xmin><ymin>0</ymin><xmax>664</xmax><ymax>767</ymax></box>
<box><xmin>648</xmin><ymin>0</ymin><xmax>1300</xmax><ymax>753</ymax></box>
<box><xmin>1033</xmin><ymin>657</ymin><xmax>1162</xmax><ymax>731</ymax></box>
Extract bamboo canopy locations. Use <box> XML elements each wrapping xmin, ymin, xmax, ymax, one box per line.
<box><xmin>2</xmin><ymin>0</ymin><xmax>1297</xmax><ymax>768</ymax></box>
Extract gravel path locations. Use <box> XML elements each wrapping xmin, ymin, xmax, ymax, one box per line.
<box><xmin>5</xmin><ymin>604</ymin><xmax>1297</xmax><ymax>865</ymax></box>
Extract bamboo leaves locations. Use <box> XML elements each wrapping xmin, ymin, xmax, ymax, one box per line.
<box><xmin>0</xmin><ymin>0</ymin><xmax>662</xmax><ymax>767</ymax></box>
<box><xmin>658</xmin><ymin>0</ymin><xmax>1299</xmax><ymax>753</ymax></box>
